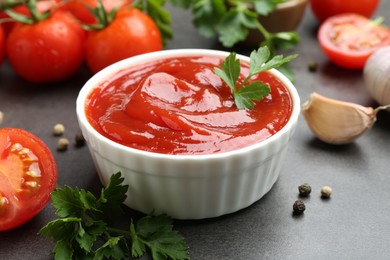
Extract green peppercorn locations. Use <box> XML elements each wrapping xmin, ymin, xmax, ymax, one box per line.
<box><xmin>293</xmin><ymin>199</ymin><xmax>305</xmax><ymax>215</ymax></box>
<box><xmin>298</xmin><ymin>183</ymin><xmax>312</xmax><ymax>197</ymax></box>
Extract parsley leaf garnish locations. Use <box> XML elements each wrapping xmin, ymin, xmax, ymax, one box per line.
<box><xmin>39</xmin><ymin>172</ymin><xmax>189</xmax><ymax>260</ymax></box>
<box><xmin>214</xmin><ymin>46</ymin><xmax>297</xmax><ymax>110</ymax></box>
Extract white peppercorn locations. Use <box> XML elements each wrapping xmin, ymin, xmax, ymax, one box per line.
<box><xmin>57</xmin><ymin>138</ymin><xmax>69</xmax><ymax>151</ymax></box>
<box><xmin>53</xmin><ymin>123</ymin><xmax>65</xmax><ymax>136</ymax></box>
<box><xmin>321</xmin><ymin>186</ymin><xmax>332</xmax><ymax>198</ymax></box>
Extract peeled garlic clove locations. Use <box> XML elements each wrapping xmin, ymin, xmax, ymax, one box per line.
<box><xmin>302</xmin><ymin>92</ymin><xmax>377</xmax><ymax>145</ymax></box>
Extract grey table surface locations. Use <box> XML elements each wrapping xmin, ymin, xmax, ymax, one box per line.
<box><xmin>1</xmin><ymin>2</ymin><xmax>390</xmax><ymax>259</ymax></box>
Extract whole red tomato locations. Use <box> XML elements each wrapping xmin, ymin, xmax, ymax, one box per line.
<box><xmin>0</xmin><ymin>128</ymin><xmax>57</xmax><ymax>231</ymax></box>
<box><xmin>62</xmin><ymin>0</ymin><xmax>131</xmax><ymax>25</ymax></box>
<box><xmin>318</xmin><ymin>14</ymin><xmax>390</xmax><ymax>69</ymax></box>
<box><xmin>310</xmin><ymin>0</ymin><xmax>380</xmax><ymax>22</ymax></box>
<box><xmin>85</xmin><ymin>8</ymin><xmax>163</xmax><ymax>73</ymax></box>
<box><xmin>0</xmin><ymin>26</ymin><xmax>5</xmax><ymax>65</ymax></box>
<box><xmin>6</xmin><ymin>11</ymin><xmax>85</xmax><ymax>83</ymax></box>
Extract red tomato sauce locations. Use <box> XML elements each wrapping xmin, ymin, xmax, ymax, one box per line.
<box><xmin>85</xmin><ymin>56</ymin><xmax>292</xmax><ymax>155</ymax></box>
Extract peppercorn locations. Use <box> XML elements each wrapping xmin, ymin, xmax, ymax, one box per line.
<box><xmin>57</xmin><ymin>138</ymin><xmax>69</xmax><ymax>152</ymax></box>
<box><xmin>298</xmin><ymin>183</ymin><xmax>312</xmax><ymax>197</ymax></box>
<box><xmin>308</xmin><ymin>61</ymin><xmax>318</xmax><ymax>72</ymax></box>
<box><xmin>75</xmin><ymin>132</ymin><xmax>86</xmax><ymax>147</ymax></box>
<box><xmin>293</xmin><ymin>199</ymin><xmax>305</xmax><ymax>215</ymax></box>
<box><xmin>53</xmin><ymin>123</ymin><xmax>65</xmax><ymax>136</ymax></box>
<box><xmin>321</xmin><ymin>186</ymin><xmax>332</xmax><ymax>199</ymax></box>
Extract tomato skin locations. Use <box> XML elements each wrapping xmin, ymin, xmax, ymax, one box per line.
<box><xmin>6</xmin><ymin>11</ymin><xmax>85</xmax><ymax>83</ymax></box>
<box><xmin>318</xmin><ymin>14</ymin><xmax>390</xmax><ymax>69</ymax></box>
<box><xmin>85</xmin><ymin>8</ymin><xmax>163</xmax><ymax>74</ymax></box>
<box><xmin>0</xmin><ymin>26</ymin><xmax>5</xmax><ymax>65</ymax></box>
<box><xmin>310</xmin><ymin>0</ymin><xmax>380</xmax><ymax>23</ymax></box>
<box><xmin>0</xmin><ymin>128</ymin><xmax>57</xmax><ymax>231</ymax></box>
<box><xmin>62</xmin><ymin>0</ymin><xmax>131</xmax><ymax>25</ymax></box>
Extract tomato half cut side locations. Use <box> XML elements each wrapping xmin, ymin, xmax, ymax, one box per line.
<box><xmin>318</xmin><ymin>14</ymin><xmax>390</xmax><ymax>69</ymax></box>
<box><xmin>0</xmin><ymin>128</ymin><xmax>57</xmax><ymax>231</ymax></box>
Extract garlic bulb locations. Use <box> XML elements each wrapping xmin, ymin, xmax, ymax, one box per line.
<box><xmin>302</xmin><ymin>92</ymin><xmax>389</xmax><ymax>145</ymax></box>
<box><xmin>364</xmin><ymin>46</ymin><xmax>390</xmax><ymax>106</ymax></box>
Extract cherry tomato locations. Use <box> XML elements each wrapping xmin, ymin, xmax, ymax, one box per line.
<box><xmin>62</xmin><ymin>0</ymin><xmax>131</xmax><ymax>25</ymax></box>
<box><xmin>0</xmin><ymin>0</ymin><xmax>60</xmax><ymax>35</ymax></box>
<box><xmin>6</xmin><ymin>11</ymin><xmax>85</xmax><ymax>83</ymax></box>
<box><xmin>310</xmin><ymin>0</ymin><xmax>380</xmax><ymax>23</ymax></box>
<box><xmin>0</xmin><ymin>26</ymin><xmax>5</xmax><ymax>65</ymax></box>
<box><xmin>318</xmin><ymin>14</ymin><xmax>390</xmax><ymax>69</ymax></box>
<box><xmin>0</xmin><ymin>128</ymin><xmax>57</xmax><ymax>231</ymax></box>
<box><xmin>85</xmin><ymin>8</ymin><xmax>163</xmax><ymax>73</ymax></box>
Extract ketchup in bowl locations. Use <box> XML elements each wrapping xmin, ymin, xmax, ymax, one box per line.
<box><xmin>85</xmin><ymin>56</ymin><xmax>293</xmax><ymax>155</ymax></box>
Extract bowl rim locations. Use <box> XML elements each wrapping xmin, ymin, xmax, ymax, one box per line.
<box><xmin>76</xmin><ymin>48</ymin><xmax>301</xmax><ymax>161</ymax></box>
<box><xmin>278</xmin><ymin>0</ymin><xmax>308</xmax><ymax>9</ymax></box>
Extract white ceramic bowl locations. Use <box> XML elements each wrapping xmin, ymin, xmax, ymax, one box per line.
<box><xmin>76</xmin><ymin>49</ymin><xmax>300</xmax><ymax>219</ymax></box>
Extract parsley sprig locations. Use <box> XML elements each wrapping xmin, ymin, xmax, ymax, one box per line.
<box><xmin>39</xmin><ymin>172</ymin><xmax>189</xmax><ymax>260</ymax></box>
<box><xmin>214</xmin><ymin>46</ymin><xmax>297</xmax><ymax>110</ymax></box>
<box><xmin>169</xmin><ymin>0</ymin><xmax>300</xmax><ymax>50</ymax></box>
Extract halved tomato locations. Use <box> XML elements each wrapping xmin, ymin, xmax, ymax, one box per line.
<box><xmin>0</xmin><ymin>128</ymin><xmax>57</xmax><ymax>231</ymax></box>
<box><xmin>318</xmin><ymin>14</ymin><xmax>390</xmax><ymax>69</ymax></box>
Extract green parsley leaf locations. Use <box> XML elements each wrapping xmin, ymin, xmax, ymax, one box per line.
<box><xmin>214</xmin><ymin>45</ymin><xmax>297</xmax><ymax>110</ymax></box>
<box><xmin>39</xmin><ymin>172</ymin><xmax>189</xmax><ymax>260</ymax></box>
<box><xmin>95</xmin><ymin>236</ymin><xmax>128</xmax><ymax>260</ymax></box>
<box><xmin>130</xmin><ymin>214</ymin><xmax>189</xmax><ymax>260</ymax></box>
<box><xmin>50</xmin><ymin>186</ymin><xmax>89</xmax><ymax>218</ymax></box>
<box><xmin>192</xmin><ymin>0</ymin><xmax>226</xmax><ymax>38</ymax></box>
<box><xmin>253</xmin><ymin>0</ymin><xmax>286</xmax><ymax>16</ymax></box>
<box><xmin>98</xmin><ymin>172</ymin><xmax>128</xmax><ymax>215</ymax></box>
<box><xmin>270</xmin><ymin>31</ymin><xmax>301</xmax><ymax>50</ymax></box>
<box><xmin>75</xmin><ymin>220</ymin><xmax>107</xmax><ymax>253</ymax></box>
<box><xmin>39</xmin><ymin>217</ymin><xmax>81</xmax><ymax>241</ymax></box>
<box><xmin>214</xmin><ymin>52</ymin><xmax>240</xmax><ymax>92</ymax></box>
<box><xmin>235</xmin><ymin>81</ymin><xmax>270</xmax><ymax>110</ymax></box>
<box><xmin>53</xmin><ymin>240</ymin><xmax>74</xmax><ymax>260</ymax></box>
<box><xmin>218</xmin><ymin>7</ymin><xmax>258</xmax><ymax>47</ymax></box>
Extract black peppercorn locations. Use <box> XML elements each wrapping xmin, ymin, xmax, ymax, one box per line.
<box><xmin>293</xmin><ymin>199</ymin><xmax>306</xmax><ymax>215</ymax></box>
<box><xmin>75</xmin><ymin>132</ymin><xmax>86</xmax><ymax>147</ymax></box>
<box><xmin>298</xmin><ymin>183</ymin><xmax>312</xmax><ymax>197</ymax></box>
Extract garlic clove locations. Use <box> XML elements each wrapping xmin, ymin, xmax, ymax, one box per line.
<box><xmin>302</xmin><ymin>92</ymin><xmax>378</xmax><ymax>145</ymax></box>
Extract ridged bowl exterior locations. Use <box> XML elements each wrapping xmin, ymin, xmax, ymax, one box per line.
<box><xmin>76</xmin><ymin>49</ymin><xmax>300</xmax><ymax>219</ymax></box>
